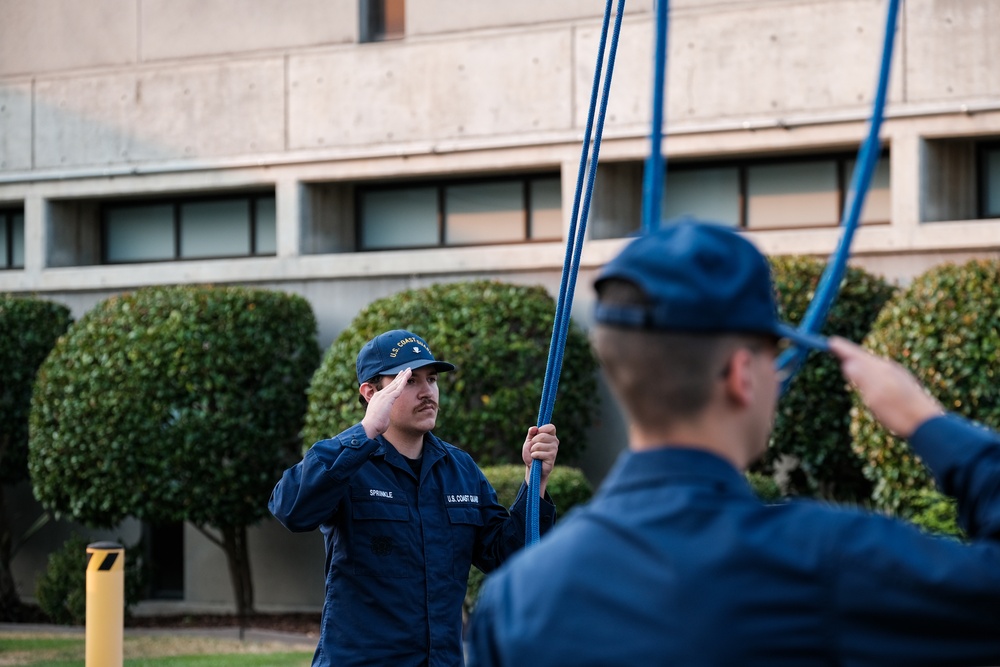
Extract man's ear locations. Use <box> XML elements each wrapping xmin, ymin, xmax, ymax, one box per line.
<box><xmin>722</xmin><ymin>348</ymin><xmax>755</xmax><ymax>408</ymax></box>
<box><xmin>359</xmin><ymin>382</ymin><xmax>377</xmax><ymax>403</ymax></box>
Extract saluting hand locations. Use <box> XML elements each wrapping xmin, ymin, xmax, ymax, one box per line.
<box><xmin>361</xmin><ymin>368</ymin><xmax>411</xmax><ymax>439</ymax></box>
<box><xmin>828</xmin><ymin>337</ymin><xmax>944</xmax><ymax>439</ymax></box>
<box><xmin>522</xmin><ymin>424</ymin><xmax>559</xmax><ymax>496</ymax></box>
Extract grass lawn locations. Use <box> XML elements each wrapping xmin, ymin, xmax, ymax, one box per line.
<box><xmin>0</xmin><ymin>633</ymin><xmax>313</xmax><ymax>667</ymax></box>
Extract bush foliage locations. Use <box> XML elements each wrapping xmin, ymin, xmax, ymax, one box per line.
<box><xmin>29</xmin><ymin>285</ymin><xmax>319</xmax><ymax>529</ymax></box>
<box><xmin>303</xmin><ymin>281</ymin><xmax>598</xmax><ymax>465</ymax></box>
<box><xmin>0</xmin><ymin>296</ymin><xmax>72</xmax><ymax>484</ymax></box>
<box><xmin>852</xmin><ymin>259</ymin><xmax>1000</xmax><ymax>525</ymax></box>
<box><xmin>36</xmin><ymin>535</ymin><xmax>145</xmax><ymax>625</ymax></box>
<box><xmin>746</xmin><ymin>472</ymin><xmax>783</xmax><ymax>503</ymax></box>
<box><xmin>478</xmin><ymin>464</ymin><xmax>594</xmax><ymax>515</ymax></box>
<box><xmin>760</xmin><ymin>257</ymin><xmax>895</xmax><ymax>502</ymax></box>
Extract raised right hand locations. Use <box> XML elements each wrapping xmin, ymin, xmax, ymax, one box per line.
<box><xmin>361</xmin><ymin>368</ymin><xmax>411</xmax><ymax>439</ymax></box>
<box><xmin>828</xmin><ymin>337</ymin><xmax>944</xmax><ymax>439</ymax></box>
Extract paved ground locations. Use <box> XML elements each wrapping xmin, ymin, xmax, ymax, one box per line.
<box><xmin>0</xmin><ymin>622</ymin><xmax>317</xmax><ymax>650</ymax></box>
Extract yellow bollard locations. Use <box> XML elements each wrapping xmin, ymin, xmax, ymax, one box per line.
<box><xmin>85</xmin><ymin>541</ymin><xmax>124</xmax><ymax>667</ymax></box>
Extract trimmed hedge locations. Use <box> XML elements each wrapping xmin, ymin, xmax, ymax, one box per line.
<box><xmin>36</xmin><ymin>534</ymin><xmax>145</xmax><ymax>625</ymax></box>
<box><xmin>29</xmin><ymin>285</ymin><xmax>320</xmax><ymax>529</ymax></box>
<box><xmin>478</xmin><ymin>464</ymin><xmax>594</xmax><ymax>514</ymax></box>
<box><xmin>760</xmin><ymin>257</ymin><xmax>895</xmax><ymax>502</ymax></box>
<box><xmin>852</xmin><ymin>259</ymin><xmax>1000</xmax><ymax>529</ymax></box>
<box><xmin>303</xmin><ymin>281</ymin><xmax>598</xmax><ymax>465</ymax></box>
<box><xmin>464</xmin><ymin>465</ymin><xmax>594</xmax><ymax>616</ymax></box>
<box><xmin>746</xmin><ymin>472</ymin><xmax>782</xmax><ymax>503</ymax></box>
<box><xmin>0</xmin><ymin>296</ymin><xmax>72</xmax><ymax>485</ymax></box>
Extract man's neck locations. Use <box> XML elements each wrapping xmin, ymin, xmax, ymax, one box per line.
<box><xmin>383</xmin><ymin>427</ymin><xmax>426</xmax><ymax>460</ymax></box>
<box><xmin>629</xmin><ymin>418</ymin><xmax>753</xmax><ymax>471</ymax></box>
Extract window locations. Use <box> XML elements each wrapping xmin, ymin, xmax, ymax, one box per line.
<box><xmin>746</xmin><ymin>160</ymin><xmax>841</xmax><ymax>229</ymax></box>
<box><xmin>360</xmin><ymin>0</ymin><xmax>404</xmax><ymax>43</ymax></box>
<box><xmin>663</xmin><ymin>167</ymin><xmax>740</xmax><ymax>228</ymax></box>
<box><xmin>980</xmin><ymin>143</ymin><xmax>1000</xmax><ymax>218</ymax></box>
<box><xmin>358</xmin><ymin>175</ymin><xmax>561</xmax><ymax>250</ymax></box>
<box><xmin>102</xmin><ymin>193</ymin><xmax>276</xmax><ymax>264</ymax></box>
<box><xmin>0</xmin><ymin>208</ymin><xmax>25</xmax><ymax>270</ymax></box>
<box><xmin>144</xmin><ymin>522</ymin><xmax>184</xmax><ymax>600</ymax></box>
<box><xmin>920</xmin><ymin>138</ymin><xmax>1000</xmax><ymax>223</ymax></box>
<box><xmin>592</xmin><ymin>153</ymin><xmax>890</xmax><ymax>239</ymax></box>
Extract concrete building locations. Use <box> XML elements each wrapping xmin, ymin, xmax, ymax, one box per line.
<box><xmin>2</xmin><ymin>0</ymin><xmax>999</xmax><ymax>613</ymax></box>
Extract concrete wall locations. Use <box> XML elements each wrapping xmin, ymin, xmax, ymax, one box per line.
<box><xmin>5</xmin><ymin>0</ymin><xmax>999</xmax><ymax>179</ymax></box>
<box><xmin>4</xmin><ymin>0</ymin><xmax>1000</xmax><ymax>612</ymax></box>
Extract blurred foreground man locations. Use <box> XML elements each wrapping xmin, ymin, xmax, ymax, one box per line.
<box><xmin>467</xmin><ymin>221</ymin><xmax>1000</xmax><ymax>667</ymax></box>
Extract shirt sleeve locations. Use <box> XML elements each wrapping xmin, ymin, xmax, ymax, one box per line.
<box><xmin>471</xmin><ymin>476</ymin><xmax>556</xmax><ymax>575</ymax></box>
<box><xmin>833</xmin><ymin>413</ymin><xmax>1000</xmax><ymax>664</ymax></box>
<box><xmin>908</xmin><ymin>413</ymin><xmax>1000</xmax><ymax>538</ymax></box>
<box><xmin>268</xmin><ymin>423</ymin><xmax>380</xmax><ymax>532</ymax></box>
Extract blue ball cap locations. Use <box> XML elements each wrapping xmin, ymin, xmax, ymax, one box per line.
<box><xmin>594</xmin><ymin>219</ymin><xmax>828</xmax><ymax>351</ymax></box>
<box><xmin>356</xmin><ymin>329</ymin><xmax>457</xmax><ymax>385</ymax></box>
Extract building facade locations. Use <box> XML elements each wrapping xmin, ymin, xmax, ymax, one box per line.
<box><xmin>2</xmin><ymin>0</ymin><xmax>999</xmax><ymax>612</ymax></box>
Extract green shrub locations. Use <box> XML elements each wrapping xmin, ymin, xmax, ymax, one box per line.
<box><xmin>303</xmin><ymin>281</ymin><xmax>598</xmax><ymax>465</ymax></box>
<box><xmin>852</xmin><ymin>259</ymin><xmax>1000</xmax><ymax>529</ymax></box>
<box><xmin>759</xmin><ymin>257</ymin><xmax>895</xmax><ymax>502</ymax></box>
<box><xmin>0</xmin><ymin>296</ymin><xmax>72</xmax><ymax>485</ymax></box>
<box><xmin>478</xmin><ymin>464</ymin><xmax>594</xmax><ymax>514</ymax></box>
<box><xmin>464</xmin><ymin>465</ymin><xmax>594</xmax><ymax>617</ymax></box>
<box><xmin>0</xmin><ymin>295</ymin><xmax>72</xmax><ymax>614</ymax></box>
<box><xmin>29</xmin><ymin>285</ymin><xmax>320</xmax><ymax>617</ymax></box>
<box><xmin>36</xmin><ymin>535</ymin><xmax>146</xmax><ymax>625</ymax></box>
<box><xmin>906</xmin><ymin>489</ymin><xmax>962</xmax><ymax>538</ymax></box>
<box><xmin>746</xmin><ymin>472</ymin><xmax>782</xmax><ymax>502</ymax></box>
<box><xmin>30</xmin><ymin>285</ymin><xmax>319</xmax><ymax>528</ymax></box>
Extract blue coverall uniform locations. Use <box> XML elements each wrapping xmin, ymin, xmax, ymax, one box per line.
<box><xmin>269</xmin><ymin>422</ymin><xmax>556</xmax><ymax>667</ymax></box>
<box><xmin>468</xmin><ymin>414</ymin><xmax>1000</xmax><ymax>666</ymax></box>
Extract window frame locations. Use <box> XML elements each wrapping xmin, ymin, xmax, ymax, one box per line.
<box><xmin>355</xmin><ymin>172</ymin><xmax>562</xmax><ymax>251</ymax></box>
<box><xmin>99</xmin><ymin>192</ymin><xmax>277</xmax><ymax>265</ymax></box>
<box><xmin>0</xmin><ymin>207</ymin><xmax>25</xmax><ymax>270</ymax></box>
<box><xmin>977</xmin><ymin>140</ymin><xmax>1000</xmax><ymax>219</ymax></box>
<box><xmin>664</xmin><ymin>150</ymin><xmax>890</xmax><ymax>232</ymax></box>
<box><xmin>359</xmin><ymin>0</ymin><xmax>405</xmax><ymax>43</ymax></box>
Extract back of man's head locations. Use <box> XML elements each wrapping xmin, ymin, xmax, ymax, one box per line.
<box><xmin>592</xmin><ymin>220</ymin><xmax>826</xmax><ymax>431</ymax></box>
<box><xmin>593</xmin><ymin>279</ymin><xmax>739</xmax><ymax>428</ymax></box>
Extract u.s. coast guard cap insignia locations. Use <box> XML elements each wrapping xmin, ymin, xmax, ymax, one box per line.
<box><xmin>356</xmin><ymin>329</ymin><xmax>457</xmax><ymax>384</ymax></box>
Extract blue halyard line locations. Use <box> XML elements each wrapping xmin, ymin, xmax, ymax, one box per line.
<box><xmin>641</xmin><ymin>0</ymin><xmax>671</xmax><ymax>234</ymax></box>
<box><xmin>529</xmin><ymin>0</ymin><xmax>627</xmax><ymax>545</ymax></box>
<box><xmin>777</xmin><ymin>0</ymin><xmax>901</xmax><ymax>393</ymax></box>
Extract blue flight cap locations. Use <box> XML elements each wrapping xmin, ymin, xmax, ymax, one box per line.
<box><xmin>356</xmin><ymin>329</ymin><xmax>457</xmax><ymax>385</ymax></box>
<box><xmin>594</xmin><ymin>219</ymin><xmax>829</xmax><ymax>351</ymax></box>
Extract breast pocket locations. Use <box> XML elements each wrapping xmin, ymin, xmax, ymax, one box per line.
<box><xmin>351</xmin><ymin>500</ymin><xmax>419</xmax><ymax>578</ymax></box>
<box><xmin>447</xmin><ymin>506</ymin><xmax>484</xmax><ymax>579</ymax></box>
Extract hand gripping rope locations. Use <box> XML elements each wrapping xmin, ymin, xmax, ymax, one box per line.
<box><xmin>527</xmin><ymin>0</ymin><xmax>901</xmax><ymax>545</ymax></box>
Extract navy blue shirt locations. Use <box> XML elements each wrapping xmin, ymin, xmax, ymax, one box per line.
<box><xmin>467</xmin><ymin>415</ymin><xmax>1000</xmax><ymax>666</ymax></box>
<box><xmin>269</xmin><ymin>423</ymin><xmax>555</xmax><ymax>667</ymax></box>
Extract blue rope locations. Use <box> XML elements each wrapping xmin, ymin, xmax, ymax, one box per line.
<box><xmin>527</xmin><ymin>0</ymin><xmax>627</xmax><ymax>545</ymax></box>
<box><xmin>777</xmin><ymin>0</ymin><xmax>901</xmax><ymax>392</ymax></box>
<box><xmin>642</xmin><ymin>0</ymin><xmax>671</xmax><ymax>233</ymax></box>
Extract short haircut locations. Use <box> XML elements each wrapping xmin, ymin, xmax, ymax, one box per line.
<box><xmin>593</xmin><ymin>279</ymin><xmax>766</xmax><ymax>430</ymax></box>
